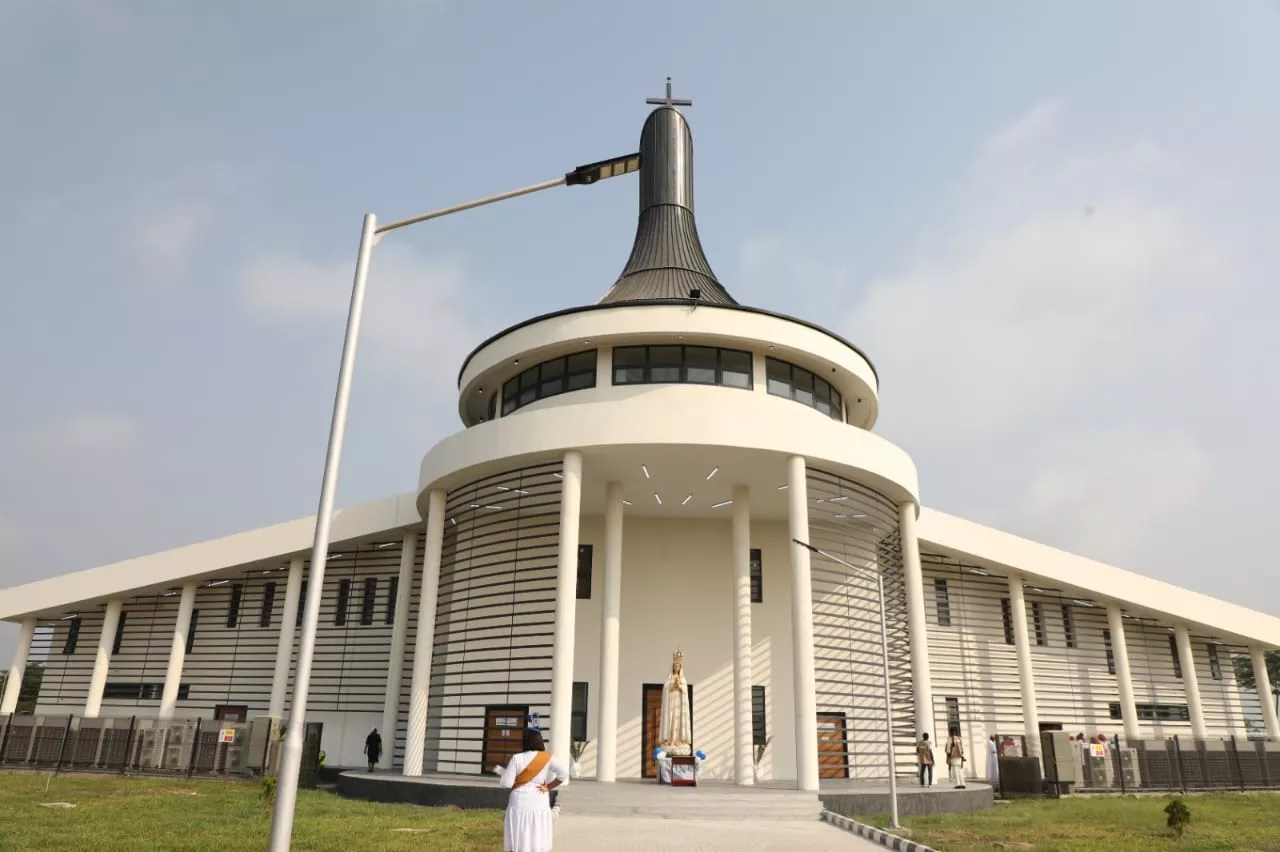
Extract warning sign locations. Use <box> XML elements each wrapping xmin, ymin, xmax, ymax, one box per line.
<box><xmin>219</xmin><ymin>729</ymin><xmax>236</xmax><ymax>744</ymax></box>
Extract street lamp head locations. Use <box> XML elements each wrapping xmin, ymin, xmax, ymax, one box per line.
<box><xmin>565</xmin><ymin>153</ymin><xmax>641</xmax><ymax>186</ymax></box>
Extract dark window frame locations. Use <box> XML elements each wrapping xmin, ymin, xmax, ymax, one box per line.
<box><xmin>501</xmin><ymin>350</ymin><xmax>598</xmax><ymax>416</ymax></box>
<box><xmin>226</xmin><ymin>584</ymin><xmax>243</xmax><ymax>628</ymax></box>
<box><xmin>1109</xmin><ymin>701</ymin><xmax>1190</xmax><ymax>722</ymax></box>
<box><xmin>611</xmin><ymin>344</ymin><xmax>754</xmax><ymax>390</ymax></box>
<box><xmin>335</xmin><ymin>579</ymin><xmax>351</xmax><ymax>627</ymax></box>
<box><xmin>360</xmin><ymin>577</ymin><xmax>378</xmax><ymax>626</ymax></box>
<box><xmin>750</xmin><ymin>548</ymin><xmax>763</xmax><ymax>604</ymax></box>
<box><xmin>1207</xmin><ymin>643</ymin><xmax>1222</xmax><ymax>680</ymax></box>
<box><xmin>576</xmin><ymin>544</ymin><xmax>593</xmax><ymax>600</ymax></box>
<box><xmin>1103</xmin><ymin>628</ymin><xmax>1116</xmax><ymax>675</ymax></box>
<box><xmin>112</xmin><ymin>612</ymin><xmax>127</xmax><ymax>655</ymax></box>
<box><xmin>571</xmin><ymin>681</ymin><xmax>589</xmax><ymax>742</ymax></box>
<box><xmin>1169</xmin><ymin>634</ymin><xmax>1183</xmax><ymax>679</ymax></box>
<box><xmin>1031</xmin><ymin>601</ymin><xmax>1047</xmax><ymax>647</ymax></box>
<box><xmin>751</xmin><ymin>685</ymin><xmax>767</xmax><ymax>746</ymax></box>
<box><xmin>1061</xmin><ymin>605</ymin><xmax>1076</xmax><ymax>649</ymax></box>
<box><xmin>945</xmin><ymin>697</ymin><xmax>961</xmax><ymax>733</ymax></box>
<box><xmin>763</xmin><ymin>356</ymin><xmax>843</xmax><ymax>421</ymax></box>
<box><xmin>62</xmin><ymin>617</ymin><xmax>82</xmax><ymax>655</ymax></box>
<box><xmin>385</xmin><ymin>576</ymin><xmax>399</xmax><ymax>625</ymax></box>
<box><xmin>1000</xmin><ymin>598</ymin><xmax>1014</xmax><ymax>645</ymax></box>
<box><xmin>186</xmin><ymin>609</ymin><xmax>200</xmax><ymax>654</ymax></box>
<box><xmin>260</xmin><ymin>582</ymin><xmax>277</xmax><ymax>628</ymax></box>
<box><xmin>296</xmin><ymin>580</ymin><xmax>308</xmax><ymax>627</ymax></box>
<box><xmin>934</xmin><ymin>578</ymin><xmax>952</xmax><ymax>626</ymax></box>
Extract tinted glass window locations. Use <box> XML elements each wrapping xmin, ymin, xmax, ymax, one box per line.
<box><xmin>685</xmin><ymin>346</ymin><xmax>718</xmax><ymax>384</ymax></box>
<box><xmin>500</xmin><ymin>350</ymin><xmax>598</xmax><ymax>415</ymax></box>
<box><xmin>720</xmin><ymin>350</ymin><xmax>752</xmax><ymax>388</ymax></box>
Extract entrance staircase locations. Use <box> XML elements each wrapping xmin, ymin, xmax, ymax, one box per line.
<box><xmin>555</xmin><ymin>779</ymin><xmax>823</xmax><ymax>821</ymax></box>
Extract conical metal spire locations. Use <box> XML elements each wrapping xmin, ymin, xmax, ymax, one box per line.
<box><xmin>599</xmin><ymin>85</ymin><xmax>736</xmax><ymax>306</ymax></box>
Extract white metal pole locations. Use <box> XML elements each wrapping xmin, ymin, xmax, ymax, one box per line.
<box><xmin>268</xmin><ymin>557</ymin><xmax>305</xmax><ymax>719</ymax></box>
<box><xmin>267</xmin><ymin>212</ymin><xmax>377</xmax><ymax>852</ymax></box>
<box><xmin>877</xmin><ymin>574</ymin><xmax>901</xmax><ymax>830</ymax></box>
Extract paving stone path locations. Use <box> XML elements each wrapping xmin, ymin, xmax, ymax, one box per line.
<box><xmin>552</xmin><ymin>814</ymin><xmax>885</xmax><ymax>851</ymax></box>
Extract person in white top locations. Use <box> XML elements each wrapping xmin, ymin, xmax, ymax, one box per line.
<box><xmin>492</xmin><ymin>728</ymin><xmax>570</xmax><ymax>852</ymax></box>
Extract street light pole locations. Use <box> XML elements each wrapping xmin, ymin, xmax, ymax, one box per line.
<box><xmin>266</xmin><ymin>152</ymin><xmax>642</xmax><ymax>852</ymax></box>
<box><xmin>793</xmin><ymin>538</ymin><xmax>902</xmax><ymax>831</ymax></box>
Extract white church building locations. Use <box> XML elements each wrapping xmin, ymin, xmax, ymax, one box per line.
<box><xmin>3</xmin><ymin>99</ymin><xmax>1279</xmax><ymax>792</ymax></box>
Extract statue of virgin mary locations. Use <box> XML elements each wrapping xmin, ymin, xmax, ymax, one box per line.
<box><xmin>659</xmin><ymin>650</ymin><xmax>692</xmax><ymax>754</ymax></box>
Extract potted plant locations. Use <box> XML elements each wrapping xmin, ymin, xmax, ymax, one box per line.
<box><xmin>569</xmin><ymin>740</ymin><xmax>590</xmax><ymax>778</ymax></box>
<box><xmin>752</xmin><ymin>736</ymin><xmax>772</xmax><ymax>783</ymax></box>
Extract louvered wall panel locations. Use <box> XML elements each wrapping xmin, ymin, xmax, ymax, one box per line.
<box><xmin>423</xmin><ymin>461</ymin><xmax>562</xmax><ymax>775</ymax></box>
<box><xmin>805</xmin><ymin>467</ymin><xmax>915</xmax><ymax>779</ymax></box>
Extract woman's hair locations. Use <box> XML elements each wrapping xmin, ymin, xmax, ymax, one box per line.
<box><xmin>949</xmin><ymin>726</ymin><xmax>960</xmax><ymax>737</ymax></box>
<box><xmin>523</xmin><ymin>728</ymin><xmax>546</xmax><ymax>752</ymax></box>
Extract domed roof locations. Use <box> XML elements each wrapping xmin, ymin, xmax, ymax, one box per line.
<box><xmin>598</xmin><ymin>96</ymin><xmax>737</xmax><ymax>306</ymax></box>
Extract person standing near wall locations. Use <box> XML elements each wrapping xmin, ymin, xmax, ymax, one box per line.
<box><xmin>915</xmin><ymin>732</ymin><xmax>934</xmax><ymax>786</ymax></box>
<box><xmin>945</xmin><ymin>726</ymin><xmax>966</xmax><ymax>789</ymax></box>
<box><xmin>364</xmin><ymin>728</ymin><xmax>382</xmax><ymax>773</ymax></box>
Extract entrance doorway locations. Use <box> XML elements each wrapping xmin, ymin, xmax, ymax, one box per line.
<box><xmin>816</xmin><ymin>712</ymin><xmax>849</xmax><ymax>779</ymax></box>
<box><xmin>213</xmin><ymin>704</ymin><xmax>249</xmax><ymax>722</ymax></box>
<box><xmin>640</xmin><ymin>683</ymin><xmax>694</xmax><ymax>779</ymax></box>
<box><xmin>482</xmin><ymin>705</ymin><xmax>528</xmax><ymax>773</ymax></box>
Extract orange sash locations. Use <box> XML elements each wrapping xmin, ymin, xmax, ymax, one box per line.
<box><xmin>513</xmin><ymin>751</ymin><xmax>551</xmax><ymax>789</ymax></box>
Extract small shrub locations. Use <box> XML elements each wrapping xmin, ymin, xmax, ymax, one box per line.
<box><xmin>260</xmin><ymin>774</ymin><xmax>277</xmax><ymax>806</ymax></box>
<box><xmin>1165</xmin><ymin>797</ymin><xmax>1191</xmax><ymax>838</ymax></box>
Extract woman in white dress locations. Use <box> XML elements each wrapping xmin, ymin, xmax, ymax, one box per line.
<box><xmin>494</xmin><ymin>729</ymin><xmax>570</xmax><ymax>852</ymax></box>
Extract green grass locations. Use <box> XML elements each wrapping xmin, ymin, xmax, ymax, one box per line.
<box><xmin>0</xmin><ymin>772</ymin><xmax>504</xmax><ymax>851</ymax></box>
<box><xmin>869</xmin><ymin>792</ymin><xmax>1280</xmax><ymax>851</ymax></box>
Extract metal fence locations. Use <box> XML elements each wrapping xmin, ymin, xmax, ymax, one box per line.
<box><xmin>1028</xmin><ymin>730</ymin><xmax>1280</xmax><ymax>795</ymax></box>
<box><xmin>0</xmin><ymin>713</ymin><xmax>320</xmax><ymax>782</ymax></box>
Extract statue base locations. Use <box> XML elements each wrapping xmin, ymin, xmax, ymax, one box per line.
<box><xmin>656</xmin><ymin>754</ymin><xmax>698</xmax><ymax>786</ymax></box>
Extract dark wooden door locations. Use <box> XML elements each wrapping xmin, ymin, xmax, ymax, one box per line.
<box><xmin>482</xmin><ymin>705</ymin><xmax>528</xmax><ymax>773</ymax></box>
<box><xmin>214</xmin><ymin>704</ymin><xmax>249</xmax><ymax>722</ymax></box>
<box><xmin>641</xmin><ymin>682</ymin><xmax>694</xmax><ymax>778</ymax></box>
<box><xmin>817</xmin><ymin>712</ymin><xmax>849</xmax><ymax>779</ymax></box>
<box><xmin>641</xmin><ymin>685</ymin><xmax>663</xmax><ymax>778</ymax></box>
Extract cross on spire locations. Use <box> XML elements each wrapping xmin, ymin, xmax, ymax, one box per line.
<box><xmin>646</xmin><ymin>76</ymin><xmax>693</xmax><ymax>108</ymax></box>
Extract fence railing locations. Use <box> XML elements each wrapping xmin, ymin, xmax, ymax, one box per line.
<box><xmin>0</xmin><ymin>713</ymin><xmax>319</xmax><ymax>782</ymax></box>
<box><xmin>1032</xmin><ymin>732</ymin><xmax>1280</xmax><ymax>795</ymax></box>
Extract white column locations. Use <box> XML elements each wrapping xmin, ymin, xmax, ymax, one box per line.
<box><xmin>268</xmin><ymin>556</ymin><xmax>305</xmax><ymax>719</ymax></box>
<box><xmin>380</xmin><ymin>529</ymin><xmax>419</xmax><ymax>764</ymax></box>
<box><xmin>595</xmin><ymin>480</ymin><xmax>624</xmax><ymax>782</ymax></box>
<box><xmin>1250</xmin><ymin>646</ymin><xmax>1280</xmax><ymax>740</ymax></box>
<box><xmin>1</xmin><ymin>617</ymin><xmax>37</xmax><ymax>715</ymax></box>
<box><xmin>158</xmin><ymin>583</ymin><xmax>197</xmax><ymax>719</ymax></box>
<box><xmin>1106</xmin><ymin>604</ymin><xmax>1141</xmax><ymax>741</ymax></box>
<box><xmin>898</xmin><ymin>501</ymin><xmax>936</xmax><ymax>749</ymax></box>
<box><xmin>404</xmin><ymin>489</ymin><xmax>446</xmax><ymax>777</ymax></box>
<box><xmin>731</xmin><ymin>485</ymin><xmax>754</xmax><ymax>785</ymax></box>
<box><xmin>550</xmin><ymin>450</ymin><xmax>584</xmax><ymax>759</ymax></box>
<box><xmin>787</xmin><ymin>455</ymin><xmax>819</xmax><ymax>792</ymax></box>
<box><xmin>84</xmin><ymin>598</ymin><xmax>123</xmax><ymax>719</ymax></box>
<box><xmin>1173</xmin><ymin>625</ymin><xmax>1207</xmax><ymax>740</ymax></box>
<box><xmin>1007</xmin><ymin>576</ymin><xmax>1040</xmax><ymax>759</ymax></box>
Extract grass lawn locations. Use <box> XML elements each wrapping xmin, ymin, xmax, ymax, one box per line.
<box><xmin>873</xmin><ymin>792</ymin><xmax>1280</xmax><ymax>851</ymax></box>
<box><xmin>0</xmin><ymin>772</ymin><xmax>504</xmax><ymax>851</ymax></box>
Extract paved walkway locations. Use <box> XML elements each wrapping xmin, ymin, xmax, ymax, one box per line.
<box><xmin>553</xmin><ymin>815</ymin><xmax>884</xmax><ymax>851</ymax></box>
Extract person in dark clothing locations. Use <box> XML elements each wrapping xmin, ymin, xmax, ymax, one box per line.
<box><xmin>364</xmin><ymin>728</ymin><xmax>383</xmax><ymax>772</ymax></box>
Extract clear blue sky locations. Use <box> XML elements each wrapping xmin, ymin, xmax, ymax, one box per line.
<box><xmin>3</xmin><ymin>1</ymin><xmax>1279</xmax><ymax>656</ymax></box>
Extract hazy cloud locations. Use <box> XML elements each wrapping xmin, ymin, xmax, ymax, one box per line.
<box><xmin>20</xmin><ymin>411</ymin><xmax>140</xmax><ymax>462</ymax></box>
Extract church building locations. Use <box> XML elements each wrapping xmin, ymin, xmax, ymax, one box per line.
<box><xmin>3</xmin><ymin>94</ymin><xmax>1278</xmax><ymax>791</ymax></box>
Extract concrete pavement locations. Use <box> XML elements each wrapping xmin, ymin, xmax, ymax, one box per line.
<box><xmin>553</xmin><ymin>815</ymin><xmax>886</xmax><ymax>851</ymax></box>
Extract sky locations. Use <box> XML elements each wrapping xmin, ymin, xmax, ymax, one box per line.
<box><xmin>2</xmin><ymin>1</ymin><xmax>1279</xmax><ymax>658</ymax></box>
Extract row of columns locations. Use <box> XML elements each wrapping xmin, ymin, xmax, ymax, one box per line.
<box><xmin>4</xmin><ymin>447</ymin><xmax>1279</xmax><ymax>780</ymax></box>
<box><xmin>1000</xmin><ymin>581</ymin><xmax>1280</xmax><ymax>748</ymax></box>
